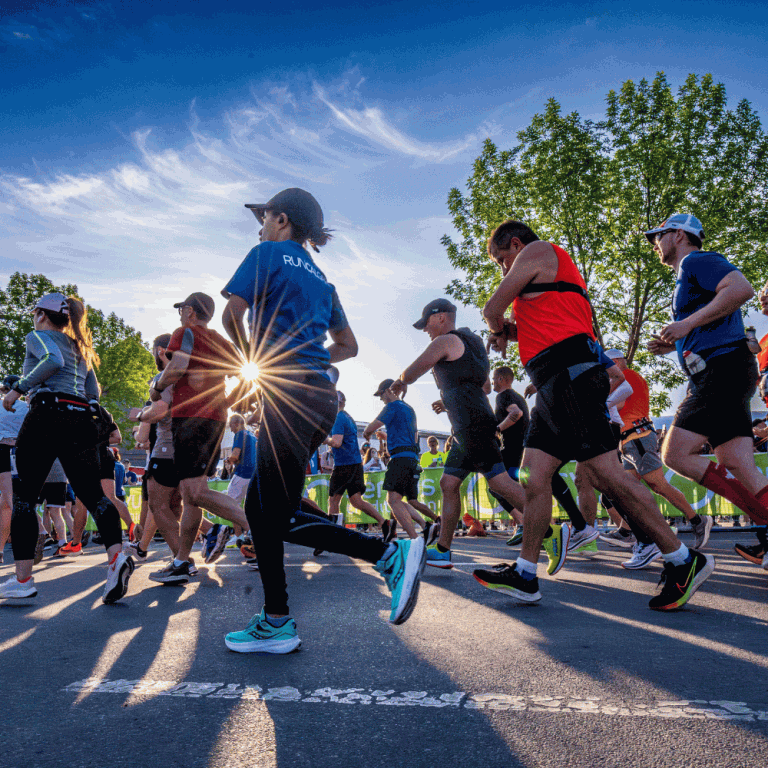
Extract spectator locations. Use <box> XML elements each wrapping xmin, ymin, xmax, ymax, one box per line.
<box><xmin>419</xmin><ymin>436</ymin><xmax>446</xmax><ymax>468</ymax></box>
<box><xmin>363</xmin><ymin>446</ymin><xmax>383</xmax><ymax>472</ymax></box>
<box><xmin>753</xmin><ymin>418</ymin><xmax>768</xmax><ymax>453</ymax></box>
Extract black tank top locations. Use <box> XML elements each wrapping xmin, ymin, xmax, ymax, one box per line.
<box><xmin>432</xmin><ymin>328</ymin><xmax>495</xmax><ymax>433</ymax></box>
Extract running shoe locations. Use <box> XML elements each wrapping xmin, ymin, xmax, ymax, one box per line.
<box><xmin>0</xmin><ymin>576</ymin><xmax>37</xmax><ymax>599</ymax></box>
<box><xmin>506</xmin><ymin>526</ymin><xmax>523</xmax><ymax>547</ymax></box>
<box><xmin>81</xmin><ymin>531</ymin><xmax>91</xmax><ymax>547</ymax></box>
<box><xmin>123</xmin><ymin>541</ymin><xmax>148</xmax><ymax>563</ymax></box>
<box><xmin>374</xmin><ymin>538</ymin><xmax>426</xmax><ymax>625</ymax></box>
<box><xmin>381</xmin><ymin>519</ymin><xmax>397</xmax><ymax>544</ymax></box>
<box><xmin>225</xmin><ymin>607</ymin><xmax>301</xmax><ymax>654</ymax></box>
<box><xmin>312</xmin><ymin>548</ymin><xmax>325</xmax><ymax>556</ymax></box>
<box><xmin>473</xmin><ymin>562</ymin><xmax>542</xmax><ymax>603</ymax></box>
<box><xmin>567</xmin><ymin>524</ymin><xmax>599</xmax><ymax>554</ymax></box>
<box><xmin>240</xmin><ymin>542</ymin><xmax>257</xmax><ymax>559</ymax></box>
<box><xmin>58</xmin><ymin>541</ymin><xmax>83</xmax><ymax>557</ymax></box>
<box><xmin>206</xmin><ymin>525</ymin><xmax>234</xmax><ymax>564</ymax></box>
<box><xmin>543</xmin><ymin>523</ymin><xmax>570</xmax><ymax>575</ymax></box>
<box><xmin>467</xmin><ymin>520</ymin><xmax>487</xmax><ymax>537</ymax></box>
<box><xmin>598</xmin><ymin>528</ymin><xmax>636</xmax><ymax>548</ymax></box>
<box><xmin>188</xmin><ymin>557</ymin><xmax>198</xmax><ymax>576</ymax></box>
<box><xmin>426</xmin><ymin>543</ymin><xmax>453</xmax><ymax>569</ymax></box>
<box><xmin>691</xmin><ymin>515</ymin><xmax>714</xmax><ymax>550</ymax></box>
<box><xmin>648</xmin><ymin>550</ymin><xmax>715</xmax><ymax>611</ymax></box>
<box><xmin>734</xmin><ymin>542</ymin><xmax>765</xmax><ymax>565</ymax></box>
<box><xmin>90</xmin><ymin>532</ymin><xmax>103</xmax><ymax>545</ymax></box>
<box><xmin>102</xmin><ymin>552</ymin><xmax>134</xmax><ymax>604</ymax></box>
<box><xmin>33</xmin><ymin>533</ymin><xmax>47</xmax><ymax>565</ymax></box>
<box><xmin>621</xmin><ymin>542</ymin><xmax>662</xmax><ymax>569</ymax></box>
<box><xmin>149</xmin><ymin>561</ymin><xmax>191</xmax><ymax>584</ymax></box>
<box><xmin>203</xmin><ymin>524</ymin><xmax>220</xmax><ymax>561</ymax></box>
<box><xmin>244</xmin><ymin>557</ymin><xmax>259</xmax><ymax>571</ymax></box>
<box><xmin>423</xmin><ymin>521</ymin><xmax>440</xmax><ymax>547</ymax></box>
<box><xmin>763</xmin><ymin>552</ymin><xmax>768</xmax><ymax>572</ymax></box>
<box><xmin>225</xmin><ymin>535</ymin><xmax>239</xmax><ymax>549</ymax></box>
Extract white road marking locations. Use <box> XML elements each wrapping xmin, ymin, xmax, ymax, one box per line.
<box><xmin>62</xmin><ymin>679</ymin><xmax>768</xmax><ymax>721</ymax></box>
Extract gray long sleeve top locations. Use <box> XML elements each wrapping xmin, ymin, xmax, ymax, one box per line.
<box><xmin>17</xmin><ymin>330</ymin><xmax>99</xmax><ymax>400</ymax></box>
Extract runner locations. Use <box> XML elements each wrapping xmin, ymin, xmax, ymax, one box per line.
<box><xmin>645</xmin><ymin>215</ymin><xmax>768</xmax><ymax>572</ymax></box>
<box><xmin>473</xmin><ymin>220</ymin><xmax>713</xmax><ymax>610</ymax></box>
<box><xmin>0</xmin><ymin>293</ymin><xmax>132</xmax><ymax>603</ymax></box>
<box><xmin>0</xmin><ymin>375</ymin><xmax>28</xmax><ymax>564</ymax></box>
<box><xmin>221</xmin><ymin>187</ymin><xmax>424</xmax><ymax>652</ymax></box>
<box><xmin>390</xmin><ymin>298</ymin><xmax>527</xmax><ymax>570</ymax></box>
<box><xmin>363</xmin><ymin>378</ymin><xmax>439</xmax><ymax>541</ymax></box>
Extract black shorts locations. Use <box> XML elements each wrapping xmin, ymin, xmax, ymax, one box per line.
<box><xmin>0</xmin><ymin>445</ymin><xmax>11</xmax><ymax>474</ymax></box>
<box><xmin>37</xmin><ymin>481</ymin><xmax>67</xmax><ymax>508</ymax></box>
<box><xmin>444</xmin><ymin>425</ymin><xmax>506</xmax><ymax>481</ymax></box>
<box><xmin>172</xmin><ymin>417</ymin><xmax>225</xmax><ymax>481</ymax></box>
<box><xmin>673</xmin><ymin>349</ymin><xmax>758</xmax><ymax>449</ymax></box>
<box><xmin>525</xmin><ymin>362</ymin><xmax>617</xmax><ymax>463</ymax></box>
<box><xmin>329</xmin><ymin>463</ymin><xmax>367</xmax><ymax>498</ymax></box>
<box><xmin>382</xmin><ymin>457</ymin><xmax>420</xmax><ymax>499</ymax></box>
<box><xmin>141</xmin><ymin>472</ymin><xmax>149</xmax><ymax>501</ymax></box>
<box><xmin>65</xmin><ymin>483</ymin><xmax>76</xmax><ymax>503</ymax></box>
<box><xmin>98</xmin><ymin>443</ymin><xmax>115</xmax><ymax>481</ymax></box>
<box><xmin>147</xmin><ymin>458</ymin><xmax>180</xmax><ymax>489</ymax></box>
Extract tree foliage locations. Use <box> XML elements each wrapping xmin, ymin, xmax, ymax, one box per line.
<box><xmin>0</xmin><ymin>272</ymin><xmax>155</xmax><ymax>441</ymax></box>
<box><xmin>442</xmin><ymin>73</ymin><xmax>768</xmax><ymax>413</ymax></box>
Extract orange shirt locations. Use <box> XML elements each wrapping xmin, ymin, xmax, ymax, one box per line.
<box><xmin>758</xmin><ymin>333</ymin><xmax>768</xmax><ymax>373</ymax></box>
<box><xmin>619</xmin><ymin>368</ymin><xmax>650</xmax><ymax>433</ymax></box>
<box><xmin>513</xmin><ymin>244</ymin><xmax>594</xmax><ymax>366</ymax></box>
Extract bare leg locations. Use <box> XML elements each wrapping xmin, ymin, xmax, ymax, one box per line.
<box><xmin>639</xmin><ymin>467</ymin><xmax>696</xmax><ymax>520</ymax></box>
<box><xmin>575</xmin><ymin>462</ymin><xmax>598</xmax><ymax>526</ymax></box>
<box><xmin>519</xmin><ymin>449</ymin><xmax>561</xmax><ymax>564</ymax></box>
<box><xmin>178</xmin><ymin>476</ymin><xmax>249</xmax><ymax>529</ymax></box>
<box><xmin>486</xmin><ymin>473</ymin><xmax>525</xmax><ymax>526</ymax></box>
<box><xmin>71</xmin><ymin>498</ymin><xmax>88</xmax><ymax>545</ymax></box>
<box><xmin>387</xmin><ymin>491</ymin><xmax>419</xmax><ymax>538</ymax></box>
<box><xmin>0</xmin><ymin>472</ymin><xmax>12</xmax><ymax>551</ymax></box>
<box><xmin>348</xmin><ymin>492</ymin><xmax>385</xmax><ymax>525</ymax></box>
<box><xmin>48</xmin><ymin>506</ymin><xmax>67</xmax><ymax>543</ymax></box>
<box><xmin>177</xmin><ymin>491</ymin><xmax>203</xmax><ymax>562</ymax></box>
<box><xmin>148</xmin><ymin>479</ymin><xmax>182</xmax><ymax>556</ymax></box>
<box><xmin>409</xmin><ymin>498</ymin><xmax>438</xmax><ymax>521</ymax></box>
<box><xmin>437</xmin><ymin>474</ymin><xmax>464</xmax><ymax>550</ymax></box>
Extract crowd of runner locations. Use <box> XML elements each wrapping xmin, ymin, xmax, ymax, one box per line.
<box><xmin>1</xmin><ymin>192</ymin><xmax>768</xmax><ymax>654</ymax></box>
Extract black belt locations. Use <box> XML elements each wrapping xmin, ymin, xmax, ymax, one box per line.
<box><xmin>620</xmin><ymin>419</ymin><xmax>655</xmax><ymax>441</ymax></box>
<box><xmin>389</xmin><ymin>445</ymin><xmax>419</xmax><ymax>456</ymax></box>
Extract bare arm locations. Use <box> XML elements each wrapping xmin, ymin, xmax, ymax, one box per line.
<box><xmin>222</xmin><ymin>295</ymin><xmax>250</xmax><ymax>355</ymax></box>
<box><xmin>498</xmin><ymin>404</ymin><xmax>523</xmax><ymax>431</ymax></box>
<box><xmin>128</xmin><ymin>400</ymin><xmax>169</xmax><ymax>425</ymax></box>
<box><xmin>108</xmin><ymin>427</ymin><xmax>122</xmax><ymax>445</ymax></box>
<box><xmin>363</xmin><ymin>419</ymin><xmax>385</xmax><ymax>441</ymax></box>
<box><xmin>605</xmin><ymin>364</ymin><xmax>626</xmax><ymax>395</ymax></box>
<box><xmin>325</xmin><ymin>434</ymin><xmax>343</xmax><ymax>449</ymax></box>
<box><xmin>154</xmin><ymin>350</ymin><xmax>189</xmax><ymax>393</ymax></box>
<box><xmin>482</xmin><ymin>377</ymin><xmax>491</xmax><ymax>395</ymax></box>
<box><xmin>327</xmin><ymin>325</ymin><xmax>358</xmax><ymax>364</ymax></box>
<box><xmin>395</xmin><ymin>335</ymin><xmax>464</xmax><ymax>390</ymax></box>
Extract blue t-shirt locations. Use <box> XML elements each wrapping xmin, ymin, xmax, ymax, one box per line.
<box><xmin>232</xmin><ymin>429</ymin><xmax>257</xmax><ymax>479</ymax></box>
<box><xmin>223</xmin><ymin>240</ymin><xmax>349</xmax><ymax>374</ymax></box>
<box><xmin>114</xmin><ymin>462</ymin><xmax>126</xmax><ymax>498</ymax></box>
<box><xmin>331</xmin><ymin>410</ymin><xmax>361</xmax><ymax>466</ymax></box>
<box><xmin>672</xmin><ymin>251</ymin><xmax>744</xmax><ymax>368</ymax></box>
<box><xmin>375</xmin><ymin>400</ymin><xmax>418</xmax><ymax>459</ymax></box>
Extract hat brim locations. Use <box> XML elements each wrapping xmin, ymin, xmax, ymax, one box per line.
<box><xmin>172</xmin><ymin>302</ymin><xmax>185</xmax><ymax>309</ymax></box>
<box><xmin>245</xmin><ymin>203</ymin><xmax>269</xmax><ymax>223</ymax></box>
<box><xmin>413</xmin><ymin>317</ymin><xmax>428</xmax><ymax>330</ymax></box>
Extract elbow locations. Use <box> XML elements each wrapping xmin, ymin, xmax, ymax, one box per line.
<box><xmin>348</xmin><ymin>338</ymin><xmax>359</xmax><ymax>358</ymax></box>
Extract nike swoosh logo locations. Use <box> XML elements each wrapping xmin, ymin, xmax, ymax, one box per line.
<box><xmin>676</xmin><ymin>559</ymin><xmax>697</xmax><ymax>594</ymax></box>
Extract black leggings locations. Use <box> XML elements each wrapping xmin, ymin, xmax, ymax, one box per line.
<box><xmin>11</xmin><ymin>394</ymin><xmax>123</xmax><ymax>561</ymax></box>
<box><xmin>600</xmin><ymin>493</ymin><xmax>653</xmax><ymax>545</ymax></box>
<box><xmin>245</xmin><ymin>374</ymin><xmax>387</xmax><ymax>615</ymax></box>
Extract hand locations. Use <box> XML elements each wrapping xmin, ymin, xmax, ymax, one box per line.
<box><xmin>127</xmin><ymin>407</ymin><xmax>142</xmax><ymax>422</ymax></box>
<box><xmin>647</xmin><ymin>333</ymin><xmax>677</xmax><ymax>356</ymax></box>
<box><xmin>3</xmin><ymin>390</ymin><xmax>20</xmax><ymax>412</ymax></box>
<box><xmin>432</xmin><ymin>399</ymin><xmax>446</xmax><ymax>414</ymax></box>
<box><xmin>524</xmin><ymin>383</ymin><xmax>537</xmax><ymax>398</ymax></box>
<box><xmin>388</xmin><ymin>379</ymin><xmax>406</xmax><ymax>397</ymax></box>
<box><xmin>135</xmin><ymin>440</ymin><xmax>150</xmax><ymax>450</ymax></box>
<box><xmin>149</xmin><ymin>386</ymin><xmax>163</xmax><ymax>402</ymax></box>
<box><xmin>658</xmin><ymin>319</ymin><xmax>692</xmax><ymax>345</ymax></box>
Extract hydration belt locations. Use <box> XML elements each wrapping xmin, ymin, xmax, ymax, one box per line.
<box><xmin>389</xmin><ymin>445</ymin><xmax>419</xmax><ymax>457</ymax></box>
<box><xmin>620</xmin><ymin>418</ymin><xmax>655</xmax><ymax>441</ymax></box>
<box><xmin>33</xmin><ymin>392</ymin><xmax>90</xmax><ymax>411</ymax></box>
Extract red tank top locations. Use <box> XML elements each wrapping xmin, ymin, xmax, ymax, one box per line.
<box><xmin>512</xmin><ymin>243</ymin><xmax>594</xmax><ymax>365</ymax></box>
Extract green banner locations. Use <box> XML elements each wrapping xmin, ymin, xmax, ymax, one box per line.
<box><xmin>116</xmin><ymin>454</ymin><xmax>768</xmax><ymax>526</ymax></box>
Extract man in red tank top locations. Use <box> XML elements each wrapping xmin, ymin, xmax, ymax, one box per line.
<box><xmin>472</xmin><ymin>219</ymin><xmax>714</xmax><ymax>612</ymax></box>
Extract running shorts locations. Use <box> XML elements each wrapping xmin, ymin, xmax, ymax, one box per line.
<box><xmin>525</xmin><ymin>362</ymin><xmax>616</xmax><ymax>463</ymax></box>
<box><xmin>227</xmin><ymin>473</ymin><xmax>250</xmax><ymax>503</ymax></box>
<box><xmin>147</xmin><ymin>458</ymin><xmax>181</xmax><ymax>489</ymax></box>
<box><xmin>65</xmin><ymin>483</ymin><xmax>76</xmax><ymax>503</ymax></box>
<box><xmin>172</xmin><ymin>417</ymin><xmax>226</xmax><ymax>481</ymax></box>
<box><xmin>444</xmin><ymin>426</ymin><xmax>506</xmax><ymax>481</ymax></box>
<box><xmin>621</xmin><ymin>432</ymin><xmax>662</xmax><ymax>476</ymax></box>
<box><xmin>329</xmin><ymin>463</ymin><xmax>367</xmax><ymax>498</ymax></box>
<box><xmin>382</xmin><ymin>457</ymin><xmax>420</xmax><ymax>499</ymax></box>
<box><xmin>0</xmin><ymin>445</ymin><xmax>10</xmax><ymax>474</ymax></box>
<box><xmin>37</xmin><ymin>481</ymin><xmax>66</xmax><ymax>508</ymax></box>
<box><xmin>673</xmin><ymin>349</ymin><xmax>758</xmax><ymax>449</ymax></box>
<box><xmin>141</xmin><ymin>473</ymin><xmax>149</xmax><ymax>501</ymax></box>
<box><xmin>98</xmin><ymin>443</ymin><xmax>116</xmax><ymax>481</ymax></box>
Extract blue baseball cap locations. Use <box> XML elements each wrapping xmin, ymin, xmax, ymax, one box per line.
<box><xmin>644</xmin><ymin>213</ymin><xmax>705</xmax><ymax>244</ymax></box>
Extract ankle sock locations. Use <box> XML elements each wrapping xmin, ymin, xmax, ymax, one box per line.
<box><xmin>690</xmin><ymin>514</ymin><xmax>702</xmax><ymax>526</ymax></box>
<box><xmin>436</xmin><ymin>543</ymin><xmax>449</xmax><ymax>553</ymax></box>
<box><xmin>17</xmin><ymin>576</ymin><xmax>32</xmax><ymax>584</ymax></box>
<box><xmin>516</xmin><ymin>557</ymin><xmax>538</xmax><ymax>578</ymax></box>
<box><xmin>544</xmin><ymin>525</ymin><xmax>554</xmax><ymax>538</ymax></box>
<box><xmin>265</xmin><ymin>615</ymin><xmax>291</xmax><ymax>627</ymax></box>
<box><xmin>662</xmin><ymin>543</ymin><xmax>690</xmax><ymax>566</ymax></box>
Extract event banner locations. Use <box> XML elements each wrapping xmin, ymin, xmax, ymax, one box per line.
<box><xmin>120</xmin><ymin>454</ymin><xmax>768</xmax><ymax>526</ymax></box>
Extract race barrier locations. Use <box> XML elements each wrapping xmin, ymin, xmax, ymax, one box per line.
<box><xmin>118</xmin><ymin>454</ymin><xmax>768</xmax><ymax>526</ymax></box>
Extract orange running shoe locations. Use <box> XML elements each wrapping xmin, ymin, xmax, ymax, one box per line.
<box><xmin>59</xmin><ymin>541</ymin><xmax>83</xmax><ymax>556</ymax></box>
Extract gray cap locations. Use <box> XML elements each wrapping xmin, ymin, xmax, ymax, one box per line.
<box><xmin>245</xmin><ymin>188</ymin><xmax>324</xmax><ymax>232</ymax></box>
<box><xmin>174</xmin><ymin>292</ymin><xmax>215</xmax><ymax>322</ymax></box>
<box><xmin>33</xmin><ymin>292</ymin><xmax>69</xmax><ymax>315</ymax></box>
<box><xmin>374</xmin><ymin>378</ymin><xmax>396</xmax><ymax>397</ymax></box>
<box><xmin>413</xmin><ymin>298</ymin><xmax>457</xmax><ymax>330</ymax></box>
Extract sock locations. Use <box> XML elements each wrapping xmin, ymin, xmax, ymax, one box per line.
<box><xmin>516</xmin><ymin>557</ymin><xmax>538</xmax><ymax>578</ymax></box>
<box><xmin>17</xmin><ymin>575</ymin><xmax>32</xmax><ymax>584</ymax></box>
<box><xmin>265</xmin><ymin>615</ymin><xmax>291</xmax><ymax>627</ymax></box>
<box><xmin>436</xmin><ymin>543</ymin><xmax>449</xmax><ymax>553</ymax></box>
<box><xmin>663</xmin><ymin>543</ymin><xmax>690</xmax><ymax>566</ymax></box>
<box><xmin>173</xmin><ymin>559</ymin><xmax>187</xmax><ymax>568</ymax></box>
<box><xmin>690</xmin><ymin>514</ymin><xmax>702</xmax><ymax>526</ymax></box>
<box><xmin>700</xmin><ymin>463</ymin><xmax>768</xmax><ymax>524</ymax></box>
<box><xmin>543</xmin><ymin>525</ymin><xmax>554</xmax><ymax>539</ymax></box>
<box><xmin>58</xmin><ymin>539</ymin><xmax>67</xmax><ymax>547</ymax></box>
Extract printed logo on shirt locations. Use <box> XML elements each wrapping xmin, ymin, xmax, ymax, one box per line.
<box><xmin>282</xmin><ymin>254</ymin><xmax>326</xmax><ymax>282</ymax></box>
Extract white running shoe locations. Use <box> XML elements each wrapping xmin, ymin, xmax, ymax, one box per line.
<box><xmin>691</xmin><ymin>515</ymin><xmax>714</xmax><ymax>550</ymax></box>
<box><xmin>0</xmin><ymin>576</ymin><xmax>37</xmax><ymax>599</ymax></box>
<box><xmin>567</xmin><ymin>524</ymin><xmax>599</xmax><ymax>553</ymax></box>
<box><xmin>621</xmin><ymin>542</ymin><xmax>662</xmax><ymax>570</ymax></box>
<box><xmin>103</xmin><ymin>552</ymin><xmax>134</xmax><ymax>604</ymax></box>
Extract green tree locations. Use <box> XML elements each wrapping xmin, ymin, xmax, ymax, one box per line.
<box><xmin>0</xmin><ymin>272</ymin><xmax>154</xmax><ymax>441</ymax></box>
<box><xmin>443</xmin><ymin>73</ymin><xmax>768</xmax><ymax>413</ymax></box>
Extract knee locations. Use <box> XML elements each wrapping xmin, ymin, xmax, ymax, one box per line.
<box><xmin>440</xmin><ymin>476</ymin><xmax>460</xmax><ymax>494</ymax></box>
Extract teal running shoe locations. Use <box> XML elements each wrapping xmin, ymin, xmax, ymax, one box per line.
<box><xmin>506</xmin><ymin>526</ymin><xmax>523</xmax><ymax>547</ymax></box>
<box><xmin>375</xmin><ymin>538</ymin><xmax>426</xmax><ymax>625</ymax></box>
<box><xmin>224</xmin><ymin>607</ymin><xmax>301</xmax><ymax>654</ymax></box>
<box><xmin>426</xmin><ymin>543</ymin><xmax>453</xmax><ymax>569</ymax></box>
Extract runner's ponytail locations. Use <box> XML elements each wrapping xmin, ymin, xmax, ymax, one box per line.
<box><xmin>64</xmin><ymin>297</ymin><xmax>100</xmax><ymax>370</ymax></box>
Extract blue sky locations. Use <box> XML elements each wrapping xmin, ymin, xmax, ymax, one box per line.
<box><xmin>2</xmin><ymin>0</ymin><xmax>768</xmax><ymax>429</ymax></box>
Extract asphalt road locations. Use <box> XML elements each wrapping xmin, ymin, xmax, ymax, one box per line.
<box><xmin>1</xmin><ymin>530</ymin><xmax>767</xmax><ymax>768</ymax></box>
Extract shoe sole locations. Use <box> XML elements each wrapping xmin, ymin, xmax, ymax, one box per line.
<box><xmin>426</xmin><ymin>560</ymin><xmax>453</xmax><ymax>569</ymax></box>
<box><xmin>225</xmin><ymin>636</ymin><xmax>302</xmax><ymax>654</ymax></box>
<box><xmin>692</xmin><ymin>516</ymin><xmax>714</xmax><ymax>550</ymax></box>
<box><xmin>547</xmin><ymin>525</ymin><xmax>570</xmax><ymax>576</ymax></box>
<box><xmin>148</xmin><ymin>574</ymin><xmax>190</xmax><ymax>584</ymax></box>
<box><xmin>598</xmin><ymin>534</ymin><xmax>636</xmax><ymax>549</ymax></box>
<box><xmin>391</xmin><ymin>538</ymin><xmax>426</xmax><ymax>625</ymax></box>
<box><xmin>567</xmin><ymin>529</ymin><xmax>600</xmax><ymax>553</ymax></box>
<box><xmin>650</xmin><ymin>554</ymin><xmax>716</xmax><ymax>611</ymax></box>
<box><xmin>0</xmin><ymin>589</ymin><xmax>38</xmax><ymax>599</ymax></box>
<box><xmin>621</xmin><ymin>551</ymin><xmax>662</xmax><ymax>569</ymax></box>
<box><xmin>733</xmin><ymin>545</ymin><xmax>764</xmax><ymax>565</ymax></box>
<box><xmin>506</xmin><ymin>537</ymin><xmax>523</xmax><ymax>547</ymax></box>
<box><xmin>472</xmin><ymin>572</ymin><xmax>542</xmax><ymax>602</ymax></box>
<box><xmin>206</xmin><ymin>528</ymin><xmax>233</xmax><ymax>564</ymax></box>
<box><xmin>103</xmin><ymin>558</ymin><xmax>135</xmax><ymax>604</ymax></box>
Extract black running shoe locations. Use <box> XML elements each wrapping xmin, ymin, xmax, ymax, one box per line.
<box><xmin>33</xmin><ymin>533</ymin><xmax>47</xmax><ymax>565</ymax></box>
<box><xmin>245</xmin><ymin>557</ymin><xmax>259</xmax><ymax>571</ymax></box>
<box><xmin>148</xmin><ymin>561</ymin><xmax>190</xmax><ymax>584</ymax></box>
<box><xmin>473</xmin><ymin>563</ymin><xmax>542</xmax><ymax>603</ymax></box>
<box><xmin>382</xmin><ymin>519</ymin><xmax>397</xmax><ymax>544</ymax></box>
<box><xmin>734</xmin><ymin>542</ymin><xmax>765</xmax><ymax>565</ymax></box>
<box><xmin>81</xmin><ymin>531</ymin><xmax>91</xmax><ymax>548</ymax></box>
<box><xmin>648</xmin><ymin>549</ymin><xmax>715</xmax><ymax>611</ymax></box>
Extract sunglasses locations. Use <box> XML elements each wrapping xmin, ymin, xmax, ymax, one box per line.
<box><xmin>652</xmin><ymin>229</ymin><xmax>676</xmax><ymax>245</ymax></box>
